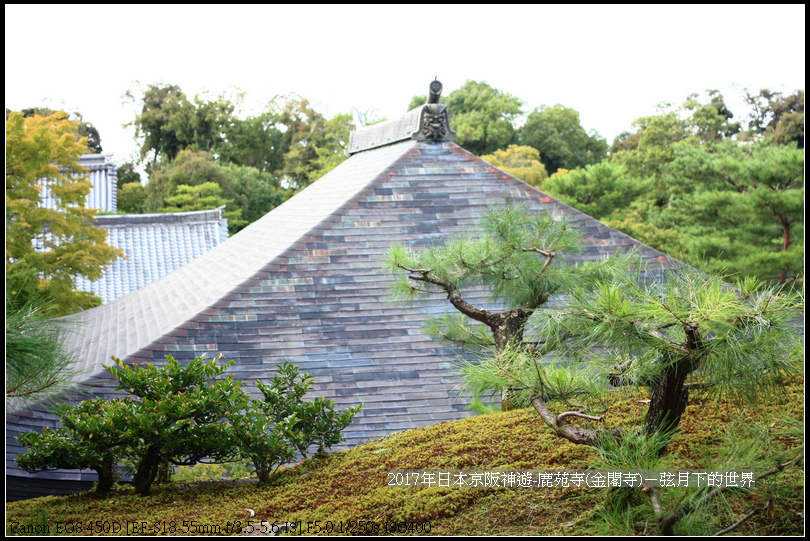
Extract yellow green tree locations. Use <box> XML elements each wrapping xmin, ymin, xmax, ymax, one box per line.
<box><xmin>159</xmin><ymin>181</ymin><xmax>245</xmax><ymax>230</ymax></box>
<box><xmin>6</xmin><ymin>110</ymin><xmax>123</xmax><ymax>315</ymax></box>
<box><xmin>481</xmin><ymin>145</ymin><xmax>548</xmax><ymax>189</ymax></box>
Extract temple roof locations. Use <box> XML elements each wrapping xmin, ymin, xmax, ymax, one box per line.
<box><xmin>8</xmin><ymin>138</ymin><xmax>672</xmax><ymax>486</ymax></box>
<box><xmin>75</xmin><ymin>207</ymin><xmax>229</xmax><ymax>303</ymax></box>
<box><xmin>7</xmin><ymin>84</ymin><xmax>675</xmax><ymax>491</ymax></box>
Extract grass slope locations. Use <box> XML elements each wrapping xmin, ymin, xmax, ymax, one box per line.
<box><xmin>7</xmin><ymin>381</ymin><xmax>804</xmax><ymax>536</ymax></box>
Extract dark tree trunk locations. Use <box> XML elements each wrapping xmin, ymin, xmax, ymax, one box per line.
<box><xmin>491</xmin><ymin>309</ymin><xmax>530</xmax><ymax>411</ymax></box>
<box><xmin>491</xmin><ymin>309</ymin><xmax>529</xmax><ymax>354</ymax></box>
<box><xmin>257</xmin><ymin>469</ymin><xmax>272</xmax><ymax>484</ymax></box>
<box><xmin>645</xmin><ymin>323</ymin><xmax>704</xmax><ymax>449</ymax></box>
<box><xmin>645</xmin><ymin>356</ymin><xmax>690</xmax><ymax>437</ymax></box>
<box><xmin>133</xmin><ymin>445</ymin><xmax>162</xmax><ymax>495</ymax></box>
<box><xmin>780</xmin><ymin>217</ymin><xmax>791</xmax><ymax>283</ymax></box>
<box><xmin>92</xmin><ymin>457</ymin><xmax>116</xmax><ymax>496</ymax></box>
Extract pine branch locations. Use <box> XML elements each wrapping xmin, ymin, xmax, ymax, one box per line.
<box><xmin>530</xmin><ymin>394</ymin><xmax>620</xmax><ymax>446</ymax></box>
<box><xmin>556</xmin><ymin>411</ymin><xmax>604</xmax><ymax>425</ymax></box>
<box><xmin>398</xmin><ymin>263</ymin><xmax>496</xmax><ymax>326</ymax></box>
<box><xmin>658</xmin><ymin>452</ymin><xmax>802</xmax><ymax>535</ymax></box>
<box><xmin>714</xmin><ymin>498</ymin><xmax>773</xmax><ymax>536</ymax></box>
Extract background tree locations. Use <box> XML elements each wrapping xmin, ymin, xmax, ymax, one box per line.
<box><xmin>744</xmin><ymin>88</ymin><xmax>804</xmax><ymax>147</ymax></box>
<box><xmin>406</xmin><ymin>93</ymin><xmax>442</xmax><ymax>112</ymax></box>
<box><xmin>610</xmin><ymin>91</ymin><xmax>740</xmax><ymax>181</ymax></box>
<box><xmin>6</xmin><ymin>110</ymin><xmax>123</xmax><ymax>315</ymax></box>
<box><xmin>144</xmin><ymin>150</ymin><xmax>284</xmax><ymax>233</ymax></box>
<box><xmin>656</xmin><ymin>139</ymin><xmax>804</xmax><ymax>283</ymax></box>
<box><xmin>159</xmin><ymin>182</ymin><xmax>246</xmax><ymax>230</ymax></box>
<box><xmin>126</xmin><ymin>82</ymin><xmax>361</xmax><ymax>229</ymax></box>
<box><xmin>115</xmin><ymin>162</ymin><xmax>142</xmax><ymax>191</ymax></box>
<box><xmin>682</xmin><ymin>90</ymin><xmax>740</xmax><ymax>142</ymax></box>
<box><xmin>216</xmin><ymin>111</ymin><xmax>285</xmax><ymax>173</ymax></box>
<box><xmin>480</xmin><ymin>145</ymin><xmax>548</xmax><ymax>189</ymax></box>
<box><xmin>271</xmin><ymin>94</ymin><xmax>328</xmax><ymax>189</ymax></box>
<box><xmin>520</xmin><ymin>104</ymin><xmax>608</xmax><ymax>174</ymax></box>
<box><xmin>8</xmin><ymin>107</ymin><xmax>103</xmax><ymax>154</ymax></box>
<box><xmin>72</xmin><ymin>112</ymin><xmax>103</xmax><ymax>154</ymax></box>
<box><xmin>126</xmin><ymin>83</ymin><xmax>195</xmax><ymax>166</ymax></box>
<box><xmin>443</xmin><ymin>80</ymin><xmax>523</xmax><ymax>156</ymax></box>
<box><xmin>310</xmin><ymin>112</ymin><xmax>353</xmax><ymax>181</ymax></box>
<box><xmin>117</xmin><ymin>182</ymin><xmax>147</xmax><ymax>214</ymax></box>
<box><xmin>587</xmin><ymin>90</ymin><xmax>804</xmax><ymax>283</ymax></box>
<box><xmin>219</xmin><ymin>163</ymin><xmax>291</xmax><ymax>225</ymax></box>
<box><xmin>543</xmin><ymin>162</ymin><xmax>653</xmax><ymax>220</ymax></box>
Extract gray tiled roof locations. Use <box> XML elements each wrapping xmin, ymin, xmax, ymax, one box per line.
<box><xmin>7</xmin><ymin>140</ymin><xmax>674</xmax><ymax>485</ymax></box>
<box><xmin>74</xmin><ymin>207</ymin><xmax>229</xmax><ymax>303</ymax></box>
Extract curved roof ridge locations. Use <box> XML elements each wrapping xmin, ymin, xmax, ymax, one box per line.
<box><xmin>95</xmin><ymin>206</ymin><xmax>225</xmax><ymax>227</ymax></box>
<box><xmin>61</xmin><ymin>140</ymin><xmax>419</xmax><ymax>377</ymax></box>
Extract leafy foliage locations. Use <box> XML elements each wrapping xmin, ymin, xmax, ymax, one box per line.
<box><xmin>743</xmin><ymin>88</ymin><xmax>804</xmax><ymax>147</ymax></box>
<box><xmin>656</xmin><ymin>139</ymin><xmax>804</xmax><ymax>283</ymax></box>
<box><xmin>144</xmin><ymin>150</ymin><xmax>283</xmax><ymax>233</ymax></box>
<box><xmin>113</xmin><ymin>355</ymin><xmax>247</xmax><ymax>494</ymax></box>
<box><xmin>11</xmin><ymin>107</ymin><xmax>103</xmax><ymax>154</ymax></box>
<box><xmin>444</xmin><ymin>80</ymin><xmax>523</xmax><ymax>155</ymax></box>
<box><xmin>256</xmin><ymin>363</ymin><xmax>361</xmax><ymax>460</ymax></box>
<box><xmin>126</xmin><ymin>83</ymin><xmax>197</xmax><ymax>165</ymax></box>
<box><xmin>228</xmin><ymin>400</ymin><xmax>297</xmax><ymax>484</ymax></box>
<box><xmin>114</xmin><ymin>162</ymin><xmax>142</xmax><ymax>191</ymax></box>
<box><xmin>520</xmin><ymin>104</ymin><xmax>608</xmax><ymax>174</ymax></box>
<box><xmin>481</xmin><ymin>145</ymin><xmax>548</xmax><ymax>188</ymax></box>
<box><xmin>6</xmin><ymin>110</ymin><xmax>123</xmax><ymax>315</ymax></box>
<box><xmin>16</xmin><ymin>399</ymin><xmax>132</xmax><ymax>496</ymax></box>
<box><xmin>160</xmin><ymin>182</ymin><xmax>245</xmax><ymax>228</ymax></box>
<box><xmin>558</xmin><ymin>89</ymin><xmax>808</xmax><ymax>285</ymax></box>
<box><xmin>16</xmin><ymin>355</ymin><xmax>244</xmax><ymax>496</ymax></box>
<box><xmin>116</xmin><ymin>182</ymin><xmax>147</xmax><ymax>214</ymax></box>
<box><xmin>16</xmin><ymin>356</ymin><xmax>360</xmax><ymax>494</ymax></box>
<box><xmin>543</xmin><ymin>162</ymin><xmax>653</xmax><ymax>220</ymax></box>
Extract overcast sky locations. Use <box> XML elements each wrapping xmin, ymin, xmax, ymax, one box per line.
<box><xmin>5</xmin><ymin>4</ymin><xmax>805</xmax><ymax>166</ymax></box>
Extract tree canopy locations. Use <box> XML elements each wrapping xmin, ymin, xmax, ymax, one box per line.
<box><xmin>7</xmin><ymin>107</ymin><xmax>103</xmax><ymax>154</ymax></box>
<box><xmin>557</xmin><ymin>89</ymin><xmax>807</xmax><ymax>285</ymax></box>
<box><xmin>6</xmin><ymin>110</ymin><xmax>123</xmax><ymax>315</ymax></box>
<box><xmin>480</xmin><ymin>145</ymin><xmax>548</xmax><ymax>189</ymax></box>
<box><xmin>444</xmin><ymin>80</ymin><xmax>524</xmax><ymax>156</ymax></box>
<box><xmin>520</xmin><ymin>104</ymin><xmax>608</xmax><ymax>174</ymax></box>
<box><xmin>122</xmin><ymin>81</ymin><xmax>803</xmax><ymax>284</ymax></box>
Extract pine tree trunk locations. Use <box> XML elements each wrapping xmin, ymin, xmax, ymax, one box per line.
<box><xmin>645</xmin><ymin>323</ymin><xmax>703</xmax><ymax>446</ymax></box>
<box><xmin>645</xmin><ymin>361</ymin><xmax>690</xmax><ymax>437</ymax></box>
<box><xmin>493</xmin><ymin>310</ymin><xmax>529</xmax><ymax>412</ymax></box>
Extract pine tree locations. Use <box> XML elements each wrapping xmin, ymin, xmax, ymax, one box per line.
<box><xmin>384</xmin><ymin>204</ymin><xmax>630</xmax><ymax>409</ymax></box>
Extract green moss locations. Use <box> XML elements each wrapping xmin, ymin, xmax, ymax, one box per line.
<box><xmin>7</xmin><ymin>381</ymin><xmax>804</xmax><ymax>536</ymax></box>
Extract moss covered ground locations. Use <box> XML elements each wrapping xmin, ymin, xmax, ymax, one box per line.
<box><xmin>6</xmin><ymin>380</ymin><xmax>803</xmax><ymax>536</ymax></box>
